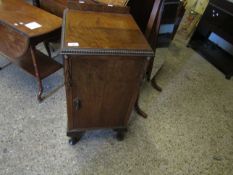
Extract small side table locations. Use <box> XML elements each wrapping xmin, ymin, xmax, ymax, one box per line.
<box><xmin>0</xmin><ymin>0</ymin><xmax>63</xmax><ymax>101</ymax></box>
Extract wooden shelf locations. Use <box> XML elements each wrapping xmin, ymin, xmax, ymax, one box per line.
<box><xmin>16</xmin><ymin>50</ymin><xmax>62</xmax><ymax>79</ymax></box>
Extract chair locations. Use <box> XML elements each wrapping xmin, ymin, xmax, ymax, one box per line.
<box><xmin>32</xmin><ymin>0</ymin><xmax>67</xmax><ymax>17</ymax></box>
<box><xmin>129</xmin><ymin>0</ymin><xmax>164</xmax><ymax>91</ymax></box>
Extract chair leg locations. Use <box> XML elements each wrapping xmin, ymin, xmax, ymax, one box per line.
<box><xmin>135</xmin><ymin>95</ymin><xmax>148</xmax><ymax>118</ymax></box>
<box><xmin>146</xmin><ymin>56</ymin><xmax>154</xmax><ymax>82</ymax></box>
<box><xmin>151</xmin><ymin>75</ymin><xmax>162</xmax><ymax>92</ymax></box>
<box><xmin>151</xmin><ymin>64</ymin><xmax>163</xmax><ymax>92</ymax></box>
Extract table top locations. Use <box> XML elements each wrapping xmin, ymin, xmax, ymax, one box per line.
<box><xmin>0</xmin><ymin>0</ymin><xmax>62</xmax><ymax>37</ymax></box>
<box><xmin>61</xmin><ymin>9</ymin><xmax>153</xmax><ymax>56</ymax></box>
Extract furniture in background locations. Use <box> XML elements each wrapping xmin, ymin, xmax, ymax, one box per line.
<box><xmin>128</xmin><ymin>0</ymin><xmax>186</xmax><ymax>47</ymax></box>
<box><xmin>128</xmin><ymin>0</ymin><xmax>165</xmax><ymax>91</ymax></box>
<box><xmin>188</xmin><ymin>0</ymin><xmax>233</xmax><ymax>79</ymax></box>
<box><xmin>0</xmin><ymin>0</ymin><xmax>62</xmax><ymax>101</ymax></box>
<box><xmin>32</xmin><ymin>0</ymin><xmax>102</xmax><ymax>18</ymax></box>
<box><xmin>128</xmin><ymin>0</ymin><xmax>157</xmax><ymax>33</ymax></box>
<box><xmin>61</xmin><ymin>3</ymin><xmax>154</xmax><ymax>144</ymax></box>
<box><xmin>143</xmin><ymin>0</ymin><xmax>165</xmax><ymax>91</ymax></box>
<box><xmin>158</xmin><ymin>0</ymin><xmax>186</xmax><ymax>47</ymax></box>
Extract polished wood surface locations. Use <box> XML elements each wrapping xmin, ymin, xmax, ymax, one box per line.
<box><xmin>61</xmin><ymin>8</ymin><xmax>153</xmax><ymax>143</ymax></box>
<box><xmin>0</xmin><ymin>0</ymin><xmax>61</xmax><ymax>37</ymax></box>
<box><xmin>0</xmin><ymin>23</ymin><xmax>29</xmax><ymax>59</ymax></box>
<box><xmin>0</xmin><ymin>0</ymin><xmax>62</xmax><ymax>101</ymax></box>
<box><xmin>62</xmin><ymin>9</ymin><xmax>152</xmax><ymax>52</ymax></box>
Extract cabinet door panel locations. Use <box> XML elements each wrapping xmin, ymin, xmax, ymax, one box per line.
<box><xmin>70</xmin><ymin>56</ymin><xmax>145</xmax><ymax>129</ymax></box>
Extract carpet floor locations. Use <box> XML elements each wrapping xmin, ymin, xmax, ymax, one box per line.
<box><xmin>0</xmin><ymin>30</ymin><xmax>232</xmax><ymax>175</ymax></box>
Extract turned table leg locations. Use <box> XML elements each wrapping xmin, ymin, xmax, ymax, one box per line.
<box><xmin>37</xmin><ymin>78</ymin><xmax>43</xmax><ymax>102</ymax></box>
<box><xmin>30</xmin><ymin>46</ymin><xmax>44</xmax><ymax>102</ymax></box>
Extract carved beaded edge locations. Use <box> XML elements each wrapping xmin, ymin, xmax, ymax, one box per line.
<box><xmin>61</xmin><ymin>9</ymin><xmax>154</xmax><ymax>57</ymax></box>
<box><xmin>61</xmin><ymin>48</ymin><xmax>154</xmax><ymax>57</ymax></box>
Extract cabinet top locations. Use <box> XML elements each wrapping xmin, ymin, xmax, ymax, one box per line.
<box><xmin>61</xmin><ymin>8</ymin><xmax>154</xmax><ymax>57</ymax></box>
<box><xmin>0</xmin><ymin>0</ymin><xmax>62</xmax><ymax>38</ymax></box>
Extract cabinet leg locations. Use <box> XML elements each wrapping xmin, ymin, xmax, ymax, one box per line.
<box><xmin>69</xmin><ymin>137</ymin><xmax>79</xmax><ymax>145</ymax></box>
<box><xmin>68</xmin><ymin>132</ymin><xmax>83</xmax><ymax>145</ymax></box>
<box><xmin>115</xmin><ymin>129</ymin><xmax>127</xmax><ymax>141</ymax></box>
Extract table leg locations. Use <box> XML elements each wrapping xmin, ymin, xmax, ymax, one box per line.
<box><xmin>0</xmin><ymin>62</ymin><xmax>12</xmax><ymax>70</ymax></box>
<box><xmin>30</xmin><ymin>46</ymin><xmax>44</xmax><ymax>102</ymax></box>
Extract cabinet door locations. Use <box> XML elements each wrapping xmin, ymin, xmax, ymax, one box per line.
<box><xmin>68</xmin><ymin>56</ymin><xmax>146</xmax><ymax>130</ymax></box>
